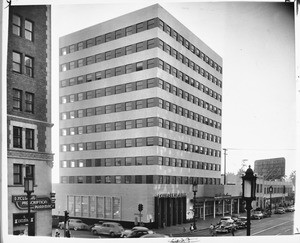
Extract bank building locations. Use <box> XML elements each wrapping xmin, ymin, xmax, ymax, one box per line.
<box><xmin>53</xmin><ymin>4</ymin><xmax>240</xmax><ymax>228</ymax></box>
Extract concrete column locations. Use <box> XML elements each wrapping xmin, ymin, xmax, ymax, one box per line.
<box><xmin>213</xmin><ymin>200</ymin><xmax>216</xmax><ymax>218</ymax></box>
<box><xmin>230</xmin><ymin>199</ymin><xmax>233</xmax><ymax>215</ymax></box>
<box><xmin>203</xmin><ymin>201</ymin><xmax>206</xmax><ymax>220</ymax></box>
<box><xmin>237</xmin><ymin>198</ymin><xmax>240</xmax><ymax>213</ymax></box>
<box><xmin>222</xmin><ymin>199</ymin><xmax>225</xmax><ymax>216</ymax></box>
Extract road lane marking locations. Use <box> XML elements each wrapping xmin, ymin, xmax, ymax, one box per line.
<box><xmin>251</xmin><ymin>221</ymin><xmax>291</xmax><ymax>236</ymax></box>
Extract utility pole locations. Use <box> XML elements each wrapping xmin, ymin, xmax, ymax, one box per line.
<box><xmin>223</xmin><ymin>149</ymin><xmax>227</xmax><ymax>185</ymax></box>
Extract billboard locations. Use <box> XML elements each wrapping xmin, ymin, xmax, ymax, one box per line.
<box><xmin>254</xmin><ymin>157</ymin><xmax>285</xmax><ymax>180</ymax></box>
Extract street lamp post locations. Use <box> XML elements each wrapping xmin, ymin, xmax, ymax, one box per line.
<box><xmin>24</xmin><ymin>177</ymin><xmax>34</xmax><ymax>236</ymax></box>
<box><xmin>269</xmin><ymin>186</ymin><xmax>273</xmax><ymax>215</ymax></box>
<box><xmin>242</xmin><ymin>166</ymin><xmax>257</xmax><ymax>236</ymax></box>
<box><xmin>192</xmin><ymin>181</ymin><xmax>198</xmax><ymax>230</ymax></box>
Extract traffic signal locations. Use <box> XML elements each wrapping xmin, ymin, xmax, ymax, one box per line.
<box><xmin>138</xmin><ymin>203</ymin><xmax>143</xmax><ymax>212</ymax></box>
<box><xmin>64</xmin><ymin>210</ymin><xmax>69</xmax><ymax>223</ymax></box>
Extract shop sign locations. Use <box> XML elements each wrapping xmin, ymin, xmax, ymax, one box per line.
<box><xmin>13</xmin><ymin>213</ymin><xmax>34</xmax><ymax>226</ymax></box>
<box><xmin>156</xmin><ymin>193</ymin><xmax>186</xmax><ymax>198</ymax></box>
<box><xmin>12</xmin><ymin>195</ymin><xmax>55</xmax><ymax>210</ymax></box>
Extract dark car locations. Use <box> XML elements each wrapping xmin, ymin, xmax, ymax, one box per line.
<box><xmin>215</xmin><ymin>221</ymin><xmax>236</xmax><ymax>233</ymax></box>
<box><xmin>274</xmin><ymin>207</ymin><xmax>285</xmax><ymax>214</ymax></box>
<box><xmin>262</xmin><ymin>210</ymin><xmax>271</xmax><ymax>218</ymax></box>
<box><xmin>127</xmin><ymin>228</ymin><xmax>154</xmax><ymax>238</ymax></box>
<box><xmin>235</xmin><ymin>217</ymin><xmax>247</xmax><ymax>229</ymax></box>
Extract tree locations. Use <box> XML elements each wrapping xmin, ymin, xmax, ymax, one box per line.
<box><xmin>289</xmin><ymin>170</ymin><xmax>296</xmax><ymax>187</ymax></box>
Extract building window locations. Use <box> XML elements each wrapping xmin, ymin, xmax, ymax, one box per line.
<box><xmin>136</xmin><ymin>62</ymin><xmax>143</xmax><ymax>71</ymax></box>
<box><xmin>25</xmin><ymin>164</ymin><xmax>35</xmax><ymax>182</ymax></box>
<box><xmin>13</xmin><ymin>89</ymin><xmax>22</xmax><ymax>111</ymax></box>
<box><xmin>25</xmin><ymin>128</ymin><xmax>34</xmax><ymax>149</ymax></box>
<box><xmin>13</xmin><ymin>126</ymin><xmax>22</xmax><ymax>148</ymax></box>
<box><xmin>12</xmin><ymin>14</ymin><xmax>21</xmax><ymax>36</ymax></box>
<box><xmin>13</xmin><ymin>164</ymin><xmax>22</xmax><ymax>185</ymax></box>
<box><xmin>24</xmin><ymin>56</ymin><xmax>33</xmax><ymax>77</ymax></box>
<box><xmin>125</xmin><ymin>45</ymin><xmax>133</xmax><ymax>55</ymax></box>
<box><xmin>125</xmin><ymin>26</ymin><xmax>133</xmax><ymax>36</ymax></box>
<box><xmin>136</xmin><ymin>42</ymin><xmax>144</xmax><ymax>52</ymax></box>
<box><xmin>24</xmin><ymin>19</ymin><xmax>33</xmax><ymax>41</ymax></box>
<box><xmin>125</xmin><ymin>64</ymin><xmax>133</xmax><ymax>73</ymax></box>
<box><xmin>12</xmin><ymin>51</ymin><xmax>21</xmax><ymax>73</ymax></box>
<box><xmin>25</xmin><ymin>92</ymin><xmax>34</xmax><ymax>113</ymax></box>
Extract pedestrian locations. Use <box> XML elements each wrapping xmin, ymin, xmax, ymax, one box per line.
<box><xmin>189</xmin><ymin>224</ymin><xmax>194</xmax><ymax>232</ymax></box>
<box><xmin>209</xmin><ymin>224</ymin><xmax>214</xmax><ymax>236</ymax></box>
<box><xmin>231</xmin><ymin>227</ymin><xmax>235</xmax><ymax>236</ymax></box>
<box><xmin>66</xmin><ymin>229</ymin><xmax>71</xmax><ymax>238</ymax></box>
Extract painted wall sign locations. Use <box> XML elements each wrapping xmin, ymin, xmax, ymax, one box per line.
<box><xmin>156</xmin><ymin>193</ymin><xmax>186</xmax><ymax>198</ymax></box>
<box><xmin>12</xmin><ymin>195</ymin><xmax>55</xmax><ymax>210</ymax></box>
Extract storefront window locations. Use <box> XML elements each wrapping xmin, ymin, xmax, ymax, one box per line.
<box><xmin>97</xmin><ymin>197</ymin><xmax>104</xmax><ymax>218</ymax></box>
<box><xmin>105</xmin><ymin>197</ymin><xmax>112</xmax><ymax>218</ymax></box>
<box><xmin>82</xmin><ymin>196</ymin><xmax>89</xmax><ymax>217</ymax></box>
<box><xmin>68</xmin><ymin>196</ymin><xmax>75</xmax><ymax>216</ymax></box>
<box><xmin>75</xmin><ymin>196</ymin><xmax>81</xmax><ymax>217</ymax></box>
<box><xmin>90</xmin><ymin>196</ymin><xmax>96</xmax><ymax>218</ymax></box>
<box><xmin>113</xmin><ymin>197</ymin><xmax>121</xmax><ymax>219</ymax></box>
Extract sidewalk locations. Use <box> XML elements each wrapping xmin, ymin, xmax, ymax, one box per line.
<box><xmin>154</xmin><ymin>214</ymin><xmax>227</xmax><ymax>236</ymax></box>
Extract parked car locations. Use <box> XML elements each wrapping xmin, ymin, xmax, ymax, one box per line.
<box><xmin>262</xmin><ymin>209</ymin><xmax>272</xmax><ymax>218</ymax></box>
<box><xmin>89</xmin><ymin>221</ymin><xmax>104</xmax><ymax>231</ymax></box>
<box><xmin>235</xmin><ymin>217</ymin><xmax>247</xmax><ymax>229</ymax></box>
<box><xmin>285</xmin><ymin>205</ymin><xmax>295</xmax><ymax>212</ymax></box>
<box><xmin>126</xmin><ymin>228</ymin><xmax>154</xmax><ymax>238</ymax></box>
<box><xmin>274</xmin><ymin>207</ymin><xmax>286</xmax><ymax>214</ymax></box>
<box><xmin>251</xmin><ymin>210</ymin><xmax>264</xmax><ymax>219</ymax></box>
<box><xmin>140</xmin><ymin>233</ymin><xmax>170</xmax><ymax>238</ymax></box>
<box><xmin>215</xmin><ymin>221</ymin><xmax>236</xmax><ymax>233</ymax></box>
<box><xmin>58</xmin><ymin>219</ymin><xmax>89</xmax><ymax>230</ymax></box>
<box><xmin>220</xmin><ymin>216</ymin><xmax>234</xmax><ymax>223</ymax></box>
<box><xmin>91</xmin><ymin>222</ymin><xmax>124</xmax><ymax>237</ymax></box>
<box><xmin>121</xmin><ymin>226</ymin><xmax>150</xmax><ymax>238</ymax></box>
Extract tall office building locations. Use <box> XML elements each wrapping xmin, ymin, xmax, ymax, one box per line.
<box><xmin>56</xmin><ymin>4</ymin><xmax>222</xmax><ymax>228</ymax></box>
<box><xmin>7</xmin><ymin>5</ymin><xmax>54</xmax><ymax>236</ymax></box>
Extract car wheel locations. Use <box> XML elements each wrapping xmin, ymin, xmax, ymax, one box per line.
<box><xmin>74</xmin><ymin>227</ymin><xmax>78</xmax><ymax>231</ymax></box>
<box><xmin>110</xmin><ymin>232</ymin><xmax>116</xmax><ymax>237</ymax></box>
<box><xmin>92</xmin><ymin>230</ymin><xmax>98</xmax><ymax>235</ymax></box>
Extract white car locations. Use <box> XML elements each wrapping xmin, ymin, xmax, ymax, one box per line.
<box><xmin>121</xmin><ymin>226</ymin><xmax>150</xmax><ymax>238</ymax></box>
<box><xmin>220</xmin><ymin>216</ymin><xmax>234</xmax><ymax>223</ymax></box>
<box><xmin>58</xmin><ymin>219</ymin><xmax>89</xmax><ymax>230</ymax></box>
<box><xmin>91</xmin><ymin>222</ymin><xmax>124</xmax><ymax>237</ymax></box>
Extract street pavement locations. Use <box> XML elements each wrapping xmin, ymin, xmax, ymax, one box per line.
<box><xmin>154</xmin><ymin>214</ymin><xmax>237</xmax><ymax>236</ymax></box>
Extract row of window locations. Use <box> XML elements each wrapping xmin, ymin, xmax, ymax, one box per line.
<box><xmin>60</xmin><ymin>117</ymin><xmax>221</xmax><ymax>144</ymax></box>
<box><xmin>13</xmin><ymin>89</ymin><xmax>34</xmax><ymax>113</ymax></box>
<box><xmin>12</xmin><ymin>14</ymin><xmax>33</xmax><ymax>41</ymax></box>
<box><xmin>13</xmin><ymin>126</ymin><xmax>35</xmax><ymax>150</ymax></box>
<box><xmin>60</xmin><ymin>37</ymin><xmax>222</xmax><ymax>89</ymax></box>
<box><xmin>60</xmin><ymin>156</ymin><xmax>221</xmax><ymax>171</ymax></box>
<box><xmin>60</xmin><ymin>17</ymin><xmax>222</xmax><ymax>74</ymax></box>
<box><xmin>61</xmin><ymin>78</ymin><xmax>221</xmax><ymax>117</ymax></box>
<box><xmin>256</xmin><ymin>184</ymin><xmax>293</xmax><ymax>194</ymax></box>
<box><xmin>13</xmin><ymin>164</ymin><xmax>35</xmax><ymax>185</ymax></box>
<box><xmin>12</xmin><ymin>51</ymin><xmax>34</xmax><ymax>77</ymax></box>
<box><xmin>60</xmin><ymin>57</ymin><xmax>222</xmax><ymax>115</ymax></box>
<box><xmin>61</xmin><ymin>174</ymin><xmax>221</xmax><ymax>185</ymax></box>
<box><xmin>61</xmin><ymin>136</ymin><xmax>222</xmax><ymax>158</ymax></box>
<box><xmin>60</xmin><ymin>97</ymin><xmax>222</xmax><ymax>130</ymax></box>
<box><xmin>67</xmin><ymin>195</ymin><xmax>121</xmax><ymax>220</ymax></box>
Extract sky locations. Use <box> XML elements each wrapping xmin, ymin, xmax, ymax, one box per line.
<box><xmin>47</xmin><ymin>0</ymin><xmax>296</xmax><ymax>183</ymax></box>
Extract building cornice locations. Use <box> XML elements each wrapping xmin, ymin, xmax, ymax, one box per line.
<box><xmin>7</xmin><ymin>114</ymin><xmax>54</xmax><ymax>127</ymax></box>
<box><xmin>8</xmin><ymin>150</ymin><xmax>54</xmax><ymax>166</ymax></box>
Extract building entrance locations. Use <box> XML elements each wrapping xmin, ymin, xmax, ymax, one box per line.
<box><xmin>154</xmin><ymin>195</ymin><xmax>186</xmax><ymax>228</ymax></box>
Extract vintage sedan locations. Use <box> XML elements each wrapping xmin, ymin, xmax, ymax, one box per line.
<box><xmin>215</xmin><ymin>221</ymin><xmax>236</xmax><ymax>233</ymax></box>
<box><xmin>58</xmin><ymin>219</ymin><xmax>89</xmax><ymax>230</ymax></box>
<box><xmin>235</xmin><ymin>217</ymin><xmax>247</xmax><ymax>229</ymax></box>
<box><xmin>91</xmin><ymin>222</ymin><xmax>124</xmax><ymax>237</ymax></box>
<box><xmin>274</xmin><ymin>207</ymin><xmax>286</xmax><ymax>214</ymax></box>
<box><xmin>251</xmin><ymin>210</ymin><xmax>264</xmax><ymax>219</ymax></box>
<box><xmin>285</xmin><ymin>205</ymin><xmax>295</xmax><ymax>212</ymax></box>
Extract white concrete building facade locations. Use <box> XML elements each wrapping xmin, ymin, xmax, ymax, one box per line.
<box><xmin>55</xmin><ymin>4</ymin><xmax>223</xmax><ymax>228</ymax></box>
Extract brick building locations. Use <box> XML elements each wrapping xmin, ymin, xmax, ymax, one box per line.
<box><xmin>6</xmin><ymin>5</ymin><xmax>54</xmax><ymax>236</ymax></box>
<box><xmin>54</xmin><ymin>4</ymin><xmax>223</xmax><ymax>228</ymax></box>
